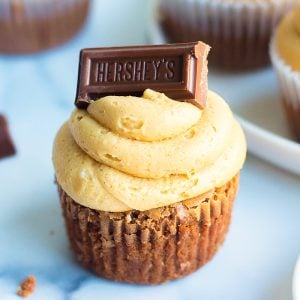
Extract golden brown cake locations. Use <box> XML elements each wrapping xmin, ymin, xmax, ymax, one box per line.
<box><xmin>52</xmin><ymin>89</ymin><xmax>246</xmax><ymax>284</ymax></box>
<box><xmin>0</xmin><ymin>0</ymin><xmax>90</xmax><ymax>54</ymax></box>
<box><xmin>270</xmin><ymin>6</ymin><xmax>300</xmax><ymax>142</ymax></box>
<box><xmin>158</xmin><ymin>0</ymin><xmax>297</xmax><ymax>70</ymax></box>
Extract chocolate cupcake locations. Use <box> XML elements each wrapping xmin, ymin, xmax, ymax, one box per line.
<box><xmin>158</xmin><ymin>0</ymin><xmax>297</xmax><ymax>70</ymax></box>
<box><xmin>52</xmin><ymin>86</ymin><xmax>246</xmax><ymax>284</ymax></box>
<box><xmin>0</xmin><ymin>0</ymin><xmax>90</xmax><ymax>54</ymax></box>
<box><xmin>270</xmin><ymin>6</ymin><xmax>300</xmax><ymax>142</ymax></box>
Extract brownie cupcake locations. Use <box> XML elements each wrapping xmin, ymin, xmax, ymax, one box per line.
<box><xmin>0</xmin><ymin>0</ymin><xmax>90</xmax><ymax>54</ymax></box>
<box><xmin>52</xmin><ymin>82</ymin><xmax>246</xmax><ymax>283</ymax></box>
<box><xmin>270</xmin><ymin>6</ymin><xmax>300</xmax><ymax>142</ymax></box>
<box><xmin>158</xmin><ymin>0</ymin><xmax>297</xmax><ymax>70</ymax></box>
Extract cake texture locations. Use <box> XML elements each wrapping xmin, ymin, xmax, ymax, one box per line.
<box><xmin>270</xmin><ymin>6</ymin><xmax>300</xmax><ymax>141</ymax></box>
<box><xmin>0</xmin><ymin>0</ymin><xmax>90</xmax><ymax>54</ymax></box>
<box><xmin>59</xmin><ymin>174</ymin><xmax>238</xmax><ymax>284</ymax></box>
<box><xmin>53</xmin><ymin>89</ymin><xmax>246</xmax><ymax>284</ymax></box>
<box><xmin>158</xmin><ymin>0</ymin><xmax>297</xmax><ymax>70</ymax></box>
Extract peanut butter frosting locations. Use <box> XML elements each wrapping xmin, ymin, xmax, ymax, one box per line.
<box><xmin>53</xmin><ymin>89</ymin><xmax>246</xmax><ymax>212</ymax></box>
<box><xmin>275</xmin><ymin>6</ymin><xmax>300</xmax><ymax>71</ymax></box>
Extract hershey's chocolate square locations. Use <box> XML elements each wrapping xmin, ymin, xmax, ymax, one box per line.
<box><xmin>75</xmin><ymin>42</ymin><xmax>210</xmax><ymax>109</ymax></box>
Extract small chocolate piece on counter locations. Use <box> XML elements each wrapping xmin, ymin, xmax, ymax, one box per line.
<box><xmin>75</xmin><ymin>42</ymin><xmax>210</xmax><ymax>109</ymax></box>
<box><xmin>0</xmin><ymin>114</ymin><xmax>16</xmax><ymax>159</ymax></box>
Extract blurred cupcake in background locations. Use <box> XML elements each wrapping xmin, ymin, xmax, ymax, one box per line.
<box><xmin>270</xmin><ymin>6</ymin><xmax>300</xmax><ymax>142</ymax></box>
<box><xmin>158</xmin><ymin>0</ymin><xmax>297</xmax><ymax>70</ymax></box>
<box><xmin>0</xmin><ymin>0</ymin><xmax>90</xmax><ymax>54</ymax></box>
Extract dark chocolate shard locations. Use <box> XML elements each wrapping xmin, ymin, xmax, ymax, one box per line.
<box><xmin>0</xmin><ymin>114</ymin><xmax>16</xmax><ymax>159</ymax></box>
<box><xmin>75</xmin><ymin>42</ymin><xmax>210</xmax><ymax>109</ymax></box>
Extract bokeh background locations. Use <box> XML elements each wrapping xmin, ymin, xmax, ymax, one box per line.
<box><xmin>0</xmin><ymin>1</ymin><xmax>299</xmax><ymax>300</ymax></box>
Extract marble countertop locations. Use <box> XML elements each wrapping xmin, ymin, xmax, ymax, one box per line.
<box><xmin>0</xmin><ymin>1</ymin><xmax>299</xmax><ymax>299</ymax></box>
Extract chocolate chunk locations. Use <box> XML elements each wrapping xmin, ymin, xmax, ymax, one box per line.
<box><xmin>75</xmin><ymin>42</ymin><xmax>210</xmax><ymax>109</ymax></box>
<box><xmin>0</xmin><ymin>114</ymin><xmax>16</xmax><ymax>159</ymax></box>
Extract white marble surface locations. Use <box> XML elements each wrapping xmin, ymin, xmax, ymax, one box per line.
<box><xmin>0</xmin><ymin>1</ymin><xmax>299</xmax><ymax>299</ymax></box>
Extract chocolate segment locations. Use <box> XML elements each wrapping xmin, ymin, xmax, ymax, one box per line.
<box><xmin>75</xmin><ymin>42</ymin><xmax>210</xmax><ymax>109</ymax></box>
<box><xmin>0</xmin><ymin>114</ymin><xmax>16</xmax><ymax>159</ymax></box>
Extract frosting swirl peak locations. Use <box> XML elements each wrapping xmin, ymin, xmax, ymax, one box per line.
<box><xmin>87</xmin><ymin>89</ymin><xmax>201</xmax><ymax>142</ymax></box>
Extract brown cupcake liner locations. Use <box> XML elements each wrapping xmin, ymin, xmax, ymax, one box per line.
<box><xmin>270</xmin><ymin>39</ymin><xmax>300</xmax><ymax>141</ymax></box>
<box><xmin>158</xmin><ymin>0</ymin><xmax>297</xmax><ymax>70</ymax></box>
<box><xmin>58</xmin><ymin>173</ymin><xmax>239</xmax><ymax>284</ymax></box>
<box><xmin>0</xmin><ymin>0</ymin><xmax>90</xmax><ymax>54</ymax></box>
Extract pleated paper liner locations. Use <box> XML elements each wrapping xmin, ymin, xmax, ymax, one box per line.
<box><xmin>0</xmin><ymin>0</ymin><xmax>90</xmax><ymax>53</ymax></box>
<box><xmin>270</xmin><ymin>39</ymin><xmax>300</xmax><ymax>142</ymax></box>
<box><xmin>158</xmin><ymin>0</ymin><xmax>296</xmax><ymax>70</ymax></box>
<box><xmin>59</xmin><ymin>174</ymin><xmax>239</xmax><ymax>284</ymax></box>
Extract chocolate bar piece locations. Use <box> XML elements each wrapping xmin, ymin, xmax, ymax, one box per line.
<box><xmin>0</xmin><ymin>114</ymin><xmax>16</xmax><ymax>159</ymax></box>
<box><xmin>75</xmin><ymin>42</ymin><xmax>210</xmax><ymax>109</ymax></box>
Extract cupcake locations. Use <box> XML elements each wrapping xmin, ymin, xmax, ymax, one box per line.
<box><xmin>158</xmin><ymin>0</ymin><xmax>297</xmax><ymax>70</ymax></box>
<box><xmin>0</xmin><ymin>0</ymin><xmax>90</xmax><ymax>54</ymax></box>
<box><xmin>270</xmin><ymin>6</ymin><xmax>300</xmax><ymax>142</ymax></box>
<box><xmin>53</xmin><ymin>84</ymin><xmax>246</xmax><ymax>284</ymax></box>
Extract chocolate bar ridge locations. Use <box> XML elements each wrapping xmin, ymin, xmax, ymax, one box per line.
<box><xmin>75</xmin><ymin>42</ymin><xmax>210</xmax><ymax>109</ymax></box>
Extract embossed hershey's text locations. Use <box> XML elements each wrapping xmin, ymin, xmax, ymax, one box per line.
<box><xmin>90</xmin><ymin>57</ymin><xmax>182</xmax><ymax>85</ymax></box>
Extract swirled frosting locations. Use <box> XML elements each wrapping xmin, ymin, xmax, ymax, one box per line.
<box><xmin>53</xmin><ymin>89</ymin><xmax>246</xmax><ymax>212</ymax></box>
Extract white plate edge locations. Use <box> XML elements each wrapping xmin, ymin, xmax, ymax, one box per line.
<box><xmin>237</xmin><ymin>116</ymin><xmax>300</xmax><ymax>176</ymax></box>
<box><xmin>147</xmin><ymin>16</ymin><xmax>300</xmax><ymax>177</ymax></box>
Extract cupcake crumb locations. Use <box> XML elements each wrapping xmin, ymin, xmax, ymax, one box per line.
<box><xmin>17</xmin><ymin>275</ymin><xmax>36</xmax><ymax>298</ymax></box>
